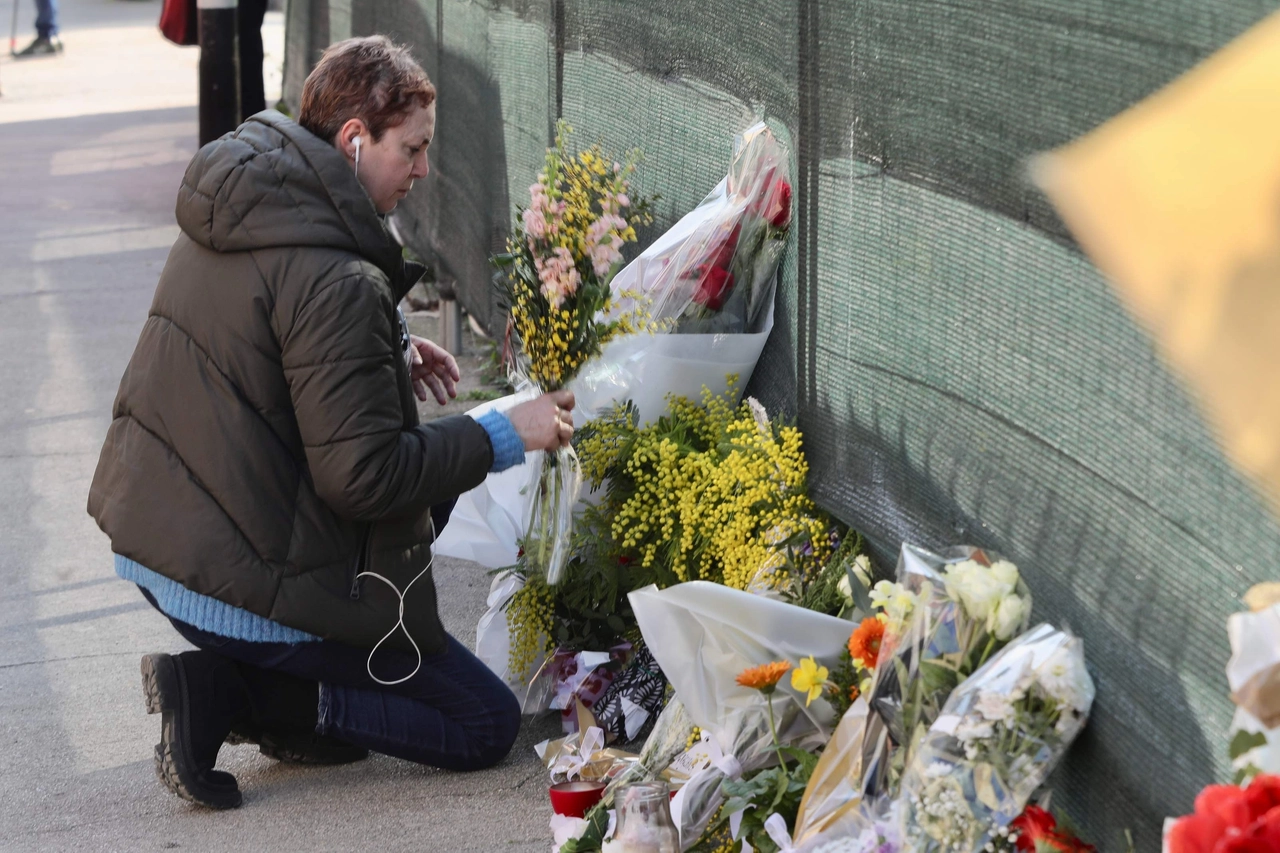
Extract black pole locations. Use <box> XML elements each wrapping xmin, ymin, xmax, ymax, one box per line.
<box><xmin>198</xmin><ymin>0</ymin><xmax>240</xmax><ymax>146</ymax></box>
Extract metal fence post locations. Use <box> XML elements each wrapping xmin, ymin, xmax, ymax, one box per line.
<box><xmin>437</xmin><ymin>280</ymin><xmax>464</xmax><ymax>356</ymax></box>
<box><xmin>198</xmin><ymin>0</ymin><xmax>240</xmax><ymax>146</ymax></box>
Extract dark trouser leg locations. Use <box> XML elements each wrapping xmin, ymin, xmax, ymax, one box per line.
<box><xmin>237</xmin><ymin>0</ymin><xmax>268</xmax><ymax>118</ymax></box>
<box><xmin>164</xmin><ymin>616</ymin><xmax>521</xmax><ymax>772</ymax></box>
<box><xmin>34</xmin><ymin>0</ymin><xmax>57</xmax><ymax>38</ymax></box>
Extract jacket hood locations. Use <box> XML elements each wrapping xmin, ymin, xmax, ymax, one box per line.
<box><xmin>176</xmin><ymin>111</ymin><xmax>409</xmax><ymax>286</ymax></box>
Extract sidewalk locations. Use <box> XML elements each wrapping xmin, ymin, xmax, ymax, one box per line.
<box><xmin>0</xmin><ymin>3</ymin><xmax>556</xmax><ymax>850</ymax></box>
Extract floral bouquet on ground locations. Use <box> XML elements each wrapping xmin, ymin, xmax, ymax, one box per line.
<box><xmin>861</xmin><ymin>545</ymin><xmax>1033</xmax><ymax>798</ymax></box>
<box><xmin>575</xmin><ymin>383</ymin><xmax>832</xmax><ymax>592</ymax></box>
<box><xmin>898</xmin><ymin>623</ymin><xmax>1095</xmax><ymax>853</ymax></box>
<box><xmin>495</xmin><ymin>122</ymin><xmax>655</xmax><ymax>583</ymax></box>
<box><xmin>609</xmin><ymin>121</ymin><xmax>792</xmax><ymax>335</ymax></box>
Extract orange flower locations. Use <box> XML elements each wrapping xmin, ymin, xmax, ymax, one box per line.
<box><xmin>848</xmin><ymin>617</ymin><xmax>885</xmax><ymax>669</ymax></box>
<box><xmin>849</xmin><ymin>685</ymin><xmax>860</xmax><ymax>701</ymax></box>
<box><xmin>736</xmin><ymin>661</ymin><xmax>792</xmax><ymax>694</ymax></box>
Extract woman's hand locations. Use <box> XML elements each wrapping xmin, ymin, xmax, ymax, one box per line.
<box><xmin>507</xmin><ymin>390</ymin><xmax>575</xmax><ymax>451</ymax></box>
<box><xmin>409</xmin><ymin>335</ymin><xmax>460</xmax><ymax>405</ymax></box>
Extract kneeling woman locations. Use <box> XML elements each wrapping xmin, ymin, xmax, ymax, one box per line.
<box><xmin>88</xmin><ymin>35</ymin><xmax>572</xmax><ymax>809</ymax></box>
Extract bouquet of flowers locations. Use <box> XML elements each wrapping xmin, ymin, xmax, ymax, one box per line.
<box><xmin>627</xmin><ymin>581</ymin><xmax>854</xmax><ymax>847</ymax></box>
<box><xmin>898</xmin><ymin>623</ymin><xmax>1095</xmax><ymax>852</ymax></box>
<box><xmin>610</xmin><ymin>121</ymin><xmax>791</xmax><ymax>335</ymax></box>
<box><xmin>495</xmin><ymin>122</ymin><xmax>655</xmax><ymax>583</ymax></box>
<box><xmin>861</xmin><ymin>545</ymin><xmax>1033</xmax><ymax>797</ymax></box>
<box><xmin>575</xmin><ymin>384</ymin><xmax>832</xmax><ymax>592</ymax></box>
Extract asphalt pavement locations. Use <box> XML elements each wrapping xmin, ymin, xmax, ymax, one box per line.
<box><xmin>0</xmin><ymin>3</ymin><xmax>558</xmax><ymax>850</ymax></box>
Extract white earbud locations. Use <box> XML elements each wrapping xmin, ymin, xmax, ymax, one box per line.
<box><xmin>353</xmin><ymin>135</ymin><xmax>362</xmax><ymax>176</ymax></box>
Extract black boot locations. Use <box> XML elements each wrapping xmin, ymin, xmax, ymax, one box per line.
<box><xmin>229</xmin><ymin>664</ymin><xmax>368</xmax><ymax>766</ymax></box>
<box><xmin>141</xmin><ymin>651</ymin><xmax>248</xmax><ymax>809</ymax></box>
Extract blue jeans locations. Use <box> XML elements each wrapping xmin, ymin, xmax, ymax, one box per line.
<box><xmin>35</xmin><ymin>0</ymin><xmax>57</xmax><ymax>38</ymax></box>
<box><xmin>158</xmin><ymin>605</ymin><xmax>522</xmax><ymax>771</ymax></box>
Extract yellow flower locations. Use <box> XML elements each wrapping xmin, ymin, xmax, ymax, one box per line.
<box><xmin>790</xmin><ymin>656</ymin><xmax>829</xmax><ymax>706</ymax></box>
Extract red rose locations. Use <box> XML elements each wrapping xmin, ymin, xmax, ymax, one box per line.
<box><xmin>706</xmin><ymin>223</ymin><xmax>740</xmax><ymax>270</ymax></box>
<box><xmin>1169</xmin><ymin>778</ymin><xmax>1280</xmax><ymax>853</ymax></box>
<box><xmin>1243</xmin><ymin>775</ymin><xmax>1280</xmax><ymax>822</ymax></box>
<box><xmin>762</xmin><ymin>178</ymin><xmax>792</xmax><ymax>228</ymax></box>
<box><xmin>692</xmin><ymin>265</ymin><xmax>734</xmax><ymax>311</ymax></box>
<box><xmin>1216</xmin><ymin>805</ymin><xmax>1280</xmax><ymax>853</ymax></box>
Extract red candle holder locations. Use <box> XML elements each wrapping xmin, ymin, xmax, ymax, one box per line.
<box><xmin>549</xmin><ymin>780</ymin><xmax>607</xmax><ymax>818</ymax></box>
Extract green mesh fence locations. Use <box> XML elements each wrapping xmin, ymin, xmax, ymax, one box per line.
<box><xmin>282</xmin><ymin>1</ymin><xmax>1280</xmax><ymax>845</ymax></box>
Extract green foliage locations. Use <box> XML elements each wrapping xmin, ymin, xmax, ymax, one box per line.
<box><xmin>824</xmin><ymin>643</ymin><xmax>860</xmax><ymax>718</ymax></box>
<box><xmin>1229</xmin><ymin>729</ymin><xmax>1268</xmax><ymax>760</ymax></box>
<box><xmin>710</xmin><ymin>751</ymin><xmax>819</xmax><ymax>853</ymax></box>
<box><xmin>800</xmin><ymin>528</ymin><xmax>861</xmax><ymax>616</ymax></box>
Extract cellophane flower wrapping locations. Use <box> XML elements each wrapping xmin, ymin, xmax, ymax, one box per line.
<box><xmin>897</xmin><ymin>623</ymin><xmax>1094</xmax><ymax>852</ymax></box>
<box><xmin>860</xmin><ymin>544</ymin><xmax>1033</xmax><ymax>799</ymax></box>
<box><xmin>629</xmin><ymin>581</ymin><xmax>854</xmax><ymax>847</ymax></box>
<box><xmin>794</xmin><ymin>798</ymin><xmax>906</xmax><ymax>853</ymax></box>
<box><xmin>600</xmin><ymin>697</ymin><xmax>698</xmax><ymax>807</ymax></box>
<box><xmin>791</xmin><ymin>699</ymin><xmax>876</xmax><ymax>845</ymax></box>
<box><xmin>610</xmin><ymin>121</ymin><xmax>792</xmax><ymax>336</ymax></box>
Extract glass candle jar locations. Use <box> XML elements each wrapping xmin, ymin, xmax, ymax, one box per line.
<box><xmin>611</xmin><ymin>781</ymin><xmax>679</xmax><ymax>852</ymax></box>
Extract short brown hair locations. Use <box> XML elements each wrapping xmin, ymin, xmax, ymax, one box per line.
<box><xmin>298</xmin><ymin>36</ymin><xmax>436</xmax><ymax>144</ymax></box>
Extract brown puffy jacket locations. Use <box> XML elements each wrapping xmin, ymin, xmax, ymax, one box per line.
<box><xmin>88</xmin><ymin>111</ymin><xmax>493</xmax><ymax>655</ymax></box>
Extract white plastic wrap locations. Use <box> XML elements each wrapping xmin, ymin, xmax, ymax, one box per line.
<box><xmin>473</xmin><ymin>570</ymin><xmax>541</xmax><ymax>703</ymax></box>
<box><xmin>629</xmin><ymin>582</ymin><xmax>854</xmax><ymax>848</ymax></box>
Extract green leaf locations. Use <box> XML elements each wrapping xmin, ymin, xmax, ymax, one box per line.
<box><xmin>1234</xmin><ymin>763</ymin><xmax>1263</xmax><ymax>785</ymax></box>
<box><xmin>1229</xmin><ymin>729</ymin><xmax>1268</xmax><ymax>760</ymax></box>
<box><xmin>778</xmin><ymin>746</ymin><xmax>820</xmax><ymax>778</ymax></box>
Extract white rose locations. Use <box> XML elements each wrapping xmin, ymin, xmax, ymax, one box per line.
<box><xmin>989</xmin><ymin>559</ymin><xmax>1020</xmax><ymax>594</ymax></box>
<box><xmin>836</xmin><ymin>572</ymin><xmax>854</xmax><ymax>605</ymax></box>
<box><xmin>944</xmin><ymin>561</ymin><xmax>1002</xmax><ymax>622</ymax></box>
<box><xmin>853</xmin><ymin>554</ymin><xmax>872</xmax><ymax>587</ymax></box>
<box><xmin>990</xmin><ymin>593</ymin><xmax>1027</xmax><ymax>640</ymax></box>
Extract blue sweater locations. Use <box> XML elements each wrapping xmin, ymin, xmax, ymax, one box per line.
<box><xmin>120</xmin><ymin>409</ymin><xmax>524</xmax><ymax>643</ymax></box>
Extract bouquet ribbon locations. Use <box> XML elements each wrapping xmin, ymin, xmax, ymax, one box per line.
<box><xmin>763</xmin><ymin>814</ymin><xmax>798</xmax><ymax>853</ymax></box>
<box><xmin>550</xmin><ymin>725</ymin><xmax>606</xmax><ymax>781</ymax></box>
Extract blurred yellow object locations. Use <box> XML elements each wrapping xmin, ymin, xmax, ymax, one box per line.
<box><xmin>1034</xmin><ymin>10</ymin><xmax>1280</xmax><ymax>515</ymax></box>
<box><xmin>1244</xmin><ymin>582</ymin><xmax>1280</xmax><ymax>613</ymax></box>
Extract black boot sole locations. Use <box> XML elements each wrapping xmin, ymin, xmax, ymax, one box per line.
<box><xmin>226</xmin><ymin>723</ymin><xmax>369</xmax><ymax>765</ymax></box>
<box><xmin>258</xmin><ymin>732</ymin><xmax>369</xmax><ymax>765</ymax></box>
<box><xmin>141</xmin><ymin>654</ymin><xmax>243</xmax><ymax>810</ymax></box>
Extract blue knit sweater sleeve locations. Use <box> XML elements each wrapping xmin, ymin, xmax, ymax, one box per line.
<box><xmin>476</xmin><ymin>410</ymin><xmax>525</xmax><ymax>473</ymax></box>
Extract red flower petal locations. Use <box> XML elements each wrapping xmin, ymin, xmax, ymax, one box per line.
<box><xmin>692</xmin><ymin>265</ymin><xmax>734</xmax><ymax>311</ymax></box>
<box><xmin>1169</xmin><ymin>812</ymin><xmax>1229</xmax><ymax>853</ymax></box>
<box><xmin>1244</xmin><ymin>775</ymin><xmax>1280</xmax><ymax>822</ymax></box>
<box><xmin>1198</xmin><ymin>785</ymin><xmax>1255</xmax><ymax>832</ymax></box>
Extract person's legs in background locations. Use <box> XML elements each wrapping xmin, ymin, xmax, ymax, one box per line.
<box><xmin>237</xmin><ymin>0</ymin><xmax>268</xmax><ymax>118</ymax></box>
<box><xmin>15</xmin><ymin>0</ymin><xmax>62</xmax><ymax>57</ymax></box>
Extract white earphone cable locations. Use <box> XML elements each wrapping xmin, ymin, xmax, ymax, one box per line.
<box><xmin>353</xmin><ymin>136</ymin><xmax>362</xmax><ymax>177</ymax></box>
<box><xmin>356</xmin><ymin>515</ymin><xmax>434</xmax><ymax>686</ymax></box>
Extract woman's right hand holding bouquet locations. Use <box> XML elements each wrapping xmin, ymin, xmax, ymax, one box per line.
<box><xmin>509</xmin><ymin>390</ymin><xmax>577</xmax><ymax>452</ymax></box>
